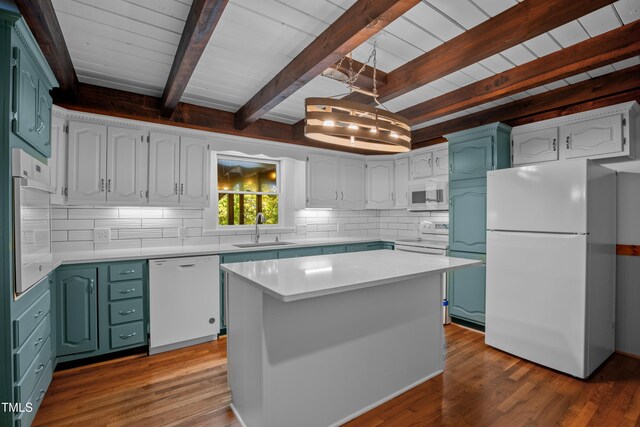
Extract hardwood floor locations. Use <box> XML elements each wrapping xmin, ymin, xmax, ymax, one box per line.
<box><xmin>34</xmin><ymin>325</ymin><xmax>640</xmax><ymax>426</ymax></box>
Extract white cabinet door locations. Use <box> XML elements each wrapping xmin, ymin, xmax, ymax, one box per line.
<box><xmin>339</xmin><ymin>158</ymin><xmax>365</xmax><ymax>209</ymax></box>
<box><xmin>410</xmin><ymin>152</ymin><xmax>432</xmax><ymax>179</ymax></box>
<box><xmin>394</xmin><ymin>157</ymin><xmax>409</xmax><ymax>208</ymax></box>
<box><xmin>148</xmin><ymin>132</ymin><xmax>180</xmax><ymax>205</ymax></box>
<box><xmin>307</xmin><ymin>155</ymin><xmax>339</xmax><ymax>208</ymax></box>
<box><xmin>563</xmin><ymin>114</ymin><xmax>623</xmax><ymax>159</ymax></box>
<box><xmin>49</xmin><ymin>116</ymin><xmax>67</xmax><ymax>204</ymax></box>
<box><xmin>107</xmin><ymin>127</ymin><xmax>144</xmax><ymax>204</ymax></box>
<box><xmin>67</xmin><ymin>121</ymin><xmax>107</xmax><ymax>203</ymax></box>
<box><xmin>366</xmin><ymin>160</ymin><xmax>394</xmax><ymax>209</ymax></box>
<box><xmin>432</xmin><ymin>148</ymin><xmax>449</xmax><ymax>176</ymax></box>
<box><xmin>179</xmin><ymin>136</ymin><xmax>210</xmax><ymax>207</ymax></box>
<box><xmin>512</xmin><ymin>127</ymin><xmax>559</xmax><ymax>165</ymax></box>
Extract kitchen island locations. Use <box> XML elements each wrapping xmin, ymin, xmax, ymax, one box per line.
<box><xmin>221</xmin><ymin>249</ymin><xmax>481</xmax><ymax>427</ymax></box>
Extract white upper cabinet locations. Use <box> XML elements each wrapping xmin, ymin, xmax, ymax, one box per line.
<box><xmin>179</xmin><ymin>136</ymin><xmax>210</xmax><ymax>207</ymax></box>
<box><xmin>563</xmin><ymin>115</ymin><xmax>623</xmax><ymax>159</ymax></box>
<box><xmin>432</xmin><ymin>148</ymin><xmax>449</xmax><ymax>176</ymax></box>
<box><xmin>148</xmin><ymin>132</ymin><xmax>180</xmax><ymax>205</ymax></box>
<box><xmin>49</xmin><ymin>116</ymin><xmax>67</xmax><ymax>204</ymax></box>
<box><xmin>512</xmin><ymin>102</ymin><xmax>638</xmax><ymax>165</ymax></box>
<box><xmin>512</xmin><ymin>127</ymin><xmax>559</xmax><ymax>165</ymax></box>
<box><xmin>307</xmin><ymin>155</ymin><xmax>340</xmax><ymax>208</ymax></box>
<box><xmin>410</xmin><ymin>152</ymin><xmax>432</xmax><ymax>179</ymax></box>
<box><xmin>394</xmin><ymin>157</ymin><xmax>409</xmax><ymax>208</ymax></box>
<box><xmin>366</xmin><ymin>160</ymin><xmax>394</xmax><ymax>209</ymax></box>
<box><xmin>339</xmin><ymin>158</ymin><xmax>365</xmax><ymax>209</ymax></box>
<box><xmin>67</xmin><ymin>121</ymin><xmax>107</xmax><ymax>203</ymax></box>
<box><xmin>107</xmin><ymin>127</ymin><xmax>145</xmax><ymax>204</ymax></box>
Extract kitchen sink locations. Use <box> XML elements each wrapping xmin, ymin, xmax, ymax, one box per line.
<box><xmin>233</xmin><ymin>241</ymin><xmax>295</xmax><ymax>248</ymax></box>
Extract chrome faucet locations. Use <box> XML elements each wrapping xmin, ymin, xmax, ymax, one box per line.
<box><xmin>254</xmin><ymin>212</ymin><xmax>265</xmax><ymax>243</ymax></box>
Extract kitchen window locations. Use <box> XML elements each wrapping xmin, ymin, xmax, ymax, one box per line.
<box><xmin>217</xmin><ymin>156</ymin><xmax>280</xmax><ymax>226</ymax></box>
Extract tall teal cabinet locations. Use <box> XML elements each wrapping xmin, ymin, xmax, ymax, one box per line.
<box><xmin>1</xmin><ymin>4</ymin><xmax>58</xmax><ymax>426</ymax></box>
<box><xmin>446</xmin><ymin>123</ymin><xmax>511</xmax><ymax>327</ymax></box>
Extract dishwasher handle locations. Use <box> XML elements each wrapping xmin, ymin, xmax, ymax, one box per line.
<box><xmin>179</xmin><ymin>264</ymin><xmax>196</xmax><ymax>268</ymax></box>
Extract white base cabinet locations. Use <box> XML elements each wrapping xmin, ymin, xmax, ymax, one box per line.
<box><xmin>512</xmin><ymin>102</ymin><xmax>638</xmax><ymax>166</ymax></box>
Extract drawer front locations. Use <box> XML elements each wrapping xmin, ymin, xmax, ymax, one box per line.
<box><xmin>322</xmin><ymin>245</ymin><xmax>346</xmax><ymax>254</ymax></box>
<box><xmin>14</xmin><ymin>338</ymin><xmax>51</xmax><ymax>407</ymax></box>
<box><xmin>109</xmin><ymin>280</ymin><xmax>143</xmax><ymax>301</ymax></box>
<box><xmin>110</xmin><ymin>321</ymin><xmax>145</xmax><ymax>349</ymax></box>
<box><xmin>14</xmin><ymin>360</ymin><xmax>52</xmax><ymax>427</ymax></box>
<box><xmin>345</xmin><ymin>243</ymin><xmax>367</xmax><ymax>252</ymax></box>
<box><xmin>110</xmin><ymin>299</ymin><xmax>143</xmax><ymax>325</ymax></box>
<box><xmin>14</xmin><ymin>315</ymin><xmax>51</xmax><ymax>380</ymax></box>
<box><xmin>278</xmin><ymin>247</ymin><xmax>323</xmax><ymax>259</ymax></box>
<box><xmin>222</xmin><ymin>251</ymin><xmax>275</xmax><ymax>263</ymax></box>
<box><xmin>14</xmin><ymin>290</ymin><xmax>50</xmax><ymax>349</ymax></box>
<box><xmin>109</xmin><ymin>262</ymin><xmax>143</xmax><ymax>282</ymax></box>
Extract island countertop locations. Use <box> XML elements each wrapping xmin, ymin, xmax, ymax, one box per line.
<box><xmin>221</xmin><ymin>249</ymin><xmax>482</xmax><ymax>302</ymax></box>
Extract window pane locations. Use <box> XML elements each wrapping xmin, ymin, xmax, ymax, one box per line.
<box><xmin>217</xmin><ymin>158</ymin><xmax>277</xmax><ymax>193</ymax></box>
<box><xmin>218</xmin><ymin>193</ymin><xmax>278</xmax><ymax>225</ymax></box>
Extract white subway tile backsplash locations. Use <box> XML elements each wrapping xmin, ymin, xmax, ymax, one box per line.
<box><xmin>183</xmin><ymin>236</ymin><xmax>220</xmax><ymax>246</ymax></box>
<box><xmin>183</xmin><ymin>219</ymin><xmax>204</xmax><ymax>228</ymax></box>
<box><xmin>95</xmin><ymin>219</ymin><xmax>141</xmax><ymax>229</ymax></box>
<box><xmin>220</xmin><ymin>234</ymin><xmax>251</xmax><ymax>244</ymax></box>
<box><xmin>187</xmin><ymin>227</ymin><xmax>202</xmax><ymax>237</ymax></box>
<box><xmin>118</xmin><ymin>208</ymin><xmax>163</xmax><ymax>219</ymax></box>
<box><xmin>142</xmin><ymin>218</ymin><xmax>183</xmax><ymax>228</ymax></box>
<box><xmin>53</xmin><ymin>241</ymin><xmax>94</xmax><ymax>252</ymax></box>
<box><xmin>52</xmin><ymin>220</ymin><xmax>94</xmax><ymax>230</ymax></box>
<box><xmin>162</xmin><ymin>228</ymin><xmax>180</xmax><ymax>238</ymax></box>
<box><xmin>52</xmin><ymin>208</ymin><xmax>67</xmax><ymax>219</ymax></box>
<box><xmin>52</xmin><ymin>231</ymin><xmax>67</xmax><ymax>242</ymax></box>
<box><xmin>68</xmin><ymin>230</ymin><xmax>94</xmax><ymax>241</ymax></box>
<box><xmin>95</xmin><ymin>240</ymin><xmax>141</xmax><ymax>251</ymax></box>
<box><xmin>68</xmin><ymin>208</ymin><xmax>118</xmax><ymax>219</ymax></box>
<box><xmin>163</xmin><ymin>209</ymin><xmax>202</xmax><ymax>219</ymax></box>
<box><xmin>141</xmin><ymin>238</ymin><xmax>181</xmax><ymax>248</ymax></box>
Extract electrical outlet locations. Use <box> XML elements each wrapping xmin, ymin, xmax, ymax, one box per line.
<box><xmin>94</xmin><ymin>228</ymin><xmax>111</xmax><ymax>243</ymax></box>
<box><xmin>179</xmin><ymin>227</ymin><xmax>188</xmax><ymax>239</ymax></box>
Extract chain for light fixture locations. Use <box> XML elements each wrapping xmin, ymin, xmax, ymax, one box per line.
<box><xmin>306</xmin><ymin>42</ymin><xmax>411</xmax><ymax>153</ymax></box>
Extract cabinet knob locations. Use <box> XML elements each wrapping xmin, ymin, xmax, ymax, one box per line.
<box><xmin>107</xmin><ymin>179</ymin><xmax>112</xmax><ymax>192</ymax></box>
<box><xmin>181</xmin><ymin>183</ymin><xmax>184</xmax><ymax>195</ymax></box>
<box><xmin>566</xmin><ymin>136</ymin><xmax>571</xmax><ymax>149</ymax></box>
<box><xmin>552</xmin><ymin>138</ymin><xmax>556</xmax><ymax>151</ymax></box>
<box><xmin>174</xmin><ymin>183</ymin><xmax>178</xmax><ymax>195</ymax></box>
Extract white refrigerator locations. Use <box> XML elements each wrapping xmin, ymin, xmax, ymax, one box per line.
<box><xmin>485</xmin><ymin>160</ymin><xmax>616</xmax><ymax>378</ymax></box>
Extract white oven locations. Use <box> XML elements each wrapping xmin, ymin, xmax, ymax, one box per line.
<box><xmin>13</xmin><ymin>149</ymin><xmax>54</xmax><ymax>296</ymax></box>
<box><xmin>395</xmin><ymin>220</ymin><xmax>450</xmax><ymax>324</ymax></box>
<box><xmin>408</xmin><ymin>180</ymin><xmax>448</xmax><ymax>211</ymax></box>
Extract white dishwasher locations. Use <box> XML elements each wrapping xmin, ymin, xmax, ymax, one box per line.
<box><xmin>149</xmin><ymin>255</ymin><xmax>220</xmax><ymax>355</ymax></box>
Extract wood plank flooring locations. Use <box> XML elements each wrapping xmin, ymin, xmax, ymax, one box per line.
<box><xmin>34</xmin><ymin>325</ymin><xmax>640</xmax><ymax>426</ymax></box>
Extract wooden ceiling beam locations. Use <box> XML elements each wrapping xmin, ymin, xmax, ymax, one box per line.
<box><xmin>345</xmin><ymin>0</ymin><xmax>618</xmax><ymax>105</ymax></box>
<box><xmin>401</xmin><ymin>21</ymin><xmax>640</xmax><ymax>126</ymax></box>
<box><xmin>411</xmin><ymin>65</ymin><xmax>640</xmax><ymax>144</ymax></box>
<box><xmin>14</xmin><ymin>0</ymin><xmax>77</xmax><ymax>94</ymax></box>
<box><xmin>161</xmin><ymin>0</ymin><xmax>229</xmax><ymax>118</ymax></box>
<box><xmin>233</xmin><ymin>0</ymin><xmax>420</xmax><ymax>130</ymax></box>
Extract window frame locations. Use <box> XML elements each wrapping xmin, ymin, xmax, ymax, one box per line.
<box><xmin>215</xmin><ymin>154</ymin><xmax>281</xmax><ymax>228</ymax></box>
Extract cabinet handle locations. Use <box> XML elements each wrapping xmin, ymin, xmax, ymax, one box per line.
<box><xmin>435</xmin><ymin>157</ymin><xmax>439</xmax><ymax>167</ymax></box>
<box><xmin>120</xmin><ymin>269</ymin><xmax>135</xmax><ymax>275</ymax></box>
<box><xmin>34</xmin><ymin>309</ymin><xmax>43</xmax><ymax>319</ymax></box>
<box><xmin>391</xmin><ymin>192</ymin><xmax>394</xmax><ymax>201</ymax></box>
<box><xmin>107</xmin><ymin>179</ymin><xmax>112</xmax><ymax>192</ymax></box>
<box><xmin>89</xmin><ymin>279</ymin><xmax>95</xmax><ymax>294</ymax></box>
<box><xmin>36</xmin><ymin>116</ymin><xmax>45</xmax><ymax>134</ymax></box>
<box><xmin>552</xmin><ymin>138</ymin><xmax>556</xmax><ymax>151</ymax></box>
<box><xmin>335</xmin><ymin>191</ymin><xmax>338</xmax><ymax>200</ymax></box>
<box><xmin>174</xmin><ymin>183</ymin><xmax>178</xmax><ymax>195</ymax></box>
<box><xmin>566</xmin><ymin>136</ymin><xmax>570</xmax><ymax>149</ymax></box>
<box><xmin>140</xmin><ymin>190</ymin><xmax>143</xmax><ymax>198</ymax></box>
<box><xmin>428</xmin><ymin>158</ymin><xmax>431</xmax><ymax>167</ymax></box>
<box><xmin>449</xmin><ymin>198</ymin><xmax>452</xmax><ymax>206</ymax></box>
<box><xmin>36</xmin><ymin>389</ymin><xmax>45</xmax><ymax>402</ymax></box>
<box><xmin>119</xmin><ymin>332</ymin><xmax>137</xmax><ymax>339</ymax></box>
<box><xmin>64</xmin><ymin>187</ymin><xmax>68</xmax><ymax>196</ymax></box>
<box><xmin>118</xmin><ymin>309</ymin><xmax>136</xmax><ymax>316</ymax></box>
<box><xmin>118</xmin><ymin>288</ymin><xmax>135</xmax><ymax>294</ymax></box>
<box><xmin>61</xmin><ymin>187</ymin><xmax>64</xmax><ymax>196</ymax></box>
<box><xmin>34</xmin><ymin>337</ymin><xmax>43</xmax><ymax>347</ymax></box>
<box><xmin>100</xmin><ymin>179</ymin><xmax>105</xmax><ymax>192</ymax></box>
<box><xmin>341</xmin><ymin>191</ymin><xmax>344</xmax><ymax>200</ymax></box>
<box><xmin>180</xmin><ymin>183</ymin><xmax>184</xmax><ymax>195</ymax></box>
<box><xmin>35</xmin><ymin>363</ymin><xmax>45</xmax><ymax>374</ymax></box>
<box><xmin>449</xmin><ymin>164</ymin><xmax>453</xmax><ymax>173</ymax></box>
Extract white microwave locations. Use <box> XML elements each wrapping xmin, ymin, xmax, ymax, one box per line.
<box><xmin>408</xmin><ymin>180</ymin><xmax>448</xmax><ymax>211</ymax></box>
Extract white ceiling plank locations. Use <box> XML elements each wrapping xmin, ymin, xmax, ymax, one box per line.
<box><xmin>587</xmin><ymin>64</ymin><xmax>617</xmax><ymax>77</ymax></box>
<box><xmin>613</xmin><ymin>0</ymin><xmax>640</xmax><ymax>24</ymax></box>
<box><xmin>468</xmin><ymin>0</ymin><xmax>514</xmax><ymax>16</ymax></box>
<box><xmin>427</xmin><ymin>0</ymin><xmax>489</xmax><ymax>30</ymax></box>
<box><xmin>579</xmin><ymin>5</ymin><xmax>621</xmax><ymax>36</ymax></box>
<box><xmin>478</xmin><ymin>54</ymin><xmax>515</xmax><ymax>74</ymax></box>
<box><xmin>612</xmin><ymin>56</ymin><xmax>640</xmax><ymax>70</ymax></box>
<box><xmin>548</xmin><ymin>20</ymin><xmax>590</xmax><ymax>48</ymax></box>
<box><xmin>382</xmin><ymin>17</ymin><xmax>443</xmax><ymax>54</ymax></box>
<box><xmin>458</xmin><ymin>63</ymin><xmax>495</xmax><ymax>80</ymax></box>
<box><xmin>526</xmin><ymin>85</ymin><xmax>549</xmax><ymax>95</ymax></box>
<box><xmin>500</xmin><ymin>44</ymin><xmax>538</xmax><ymax>66</ymax></box>
<box><xmin>564</xmin><ymin>73</ymin><xmax>592</xmax><ymax>84</ymax></box>
<box><xmin>543</xmin><ymin>80</ymin><xmax>569</xmax><ymax>91</ymax></box>
<box><xmin>402</xmin><ymin>2</ymin><xmax>464</xmax><ymax>42</ymax></box>
<box><xmin>522</xmin><ymin>34</ymin><xmax>562</xmax><ymax>57</ymax></box>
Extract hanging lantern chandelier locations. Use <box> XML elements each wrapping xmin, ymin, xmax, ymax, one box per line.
<box><xmin>304</xmin><ymin>43</ymin><xmax>411</xmax><ymax>153</ymax></box>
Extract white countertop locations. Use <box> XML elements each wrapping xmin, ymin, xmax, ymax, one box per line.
<box><xmin>51</xmin><ymin>237</ymin><xmax>387</xmax><ymax>269</ymax></box>
<box><xmin>221</xmin><ymin>250</ymin><xmax>482</xmax><ymax>302</ymax></box>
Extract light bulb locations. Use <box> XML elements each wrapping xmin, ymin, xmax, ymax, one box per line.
<box><xmin>370</xmin><ymin>127</ymin><xmax>377</xmax><ymax>134</ymax></box>
<box><xmin>323</xmin><ymin>120</ymin><xmax>335</xmax><ymax>127</ymax></box>
<box><xmin>390</xmin><ymin>132</ymin><xmax>399</xmax><ymax>139</ymax></box>
<box><xmin>350</xmin><ymin>136</ymin><xmax>355</xmax><ymax>146</ymax></box>
<box><xmin>348</xmin><ymin>124</ymin><xmax>358</xmax><ymax>130</ymax></box>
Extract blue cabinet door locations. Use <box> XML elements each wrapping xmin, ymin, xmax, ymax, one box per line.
<box><xmin>449</xmin><ymin>136</ymin><xmax>494</xmax><ymax>181</ymax></box>
<box><xmin>448</xmin><ymin>251</ymin><xmax>486</xmax><ymax>325</ymax></box>
<box><xmin>12</xmin><ymin>46</ymin><xmax>40</xmax><ymax>150</ymax></box>
<box><xmin>56</xmin><ymin>268</ymin><xmax>98</xmax><ymax>356</ymax></box>
<box><xmin>449</xmin><ymin>180</ymin><xmax>487</xmax><ymax>253</ymax></box>
<box><xmin>36</xmin><ymin>79</ymin><xmax>52</xmax><ymax>157</ymax></box>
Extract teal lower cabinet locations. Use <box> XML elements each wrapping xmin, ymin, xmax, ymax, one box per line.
<box><xmin>321</xmin><ymin>245</ymin><xmax>347</xmax><ymax>254</ymax></box>
<box><xmin>55</xmin><ymin>268</ymin><xmax>98</xmax><ymax>356</ymax></box>
<box><xmin>279</xmin><ymin>246</ymin><xmax>323</xmax><ymax>259</ymax></box>
<box><xmin>54</xmin><ymin>260</ymin><xmax>148</xmax><ymax>363</ymax></box>
<box><xmin>10</xmin><ymin>275</ymin><xmax>54</xmax><ymax>427</ymax></box>
<box><xmin>448</xmin><ymin>251</ymin><xmax>486</xmax><ymax>326</ymax></box>
<box><xmin>449</xmin><ymin>179</ymin><xmax>487</xmax><ymax>254</ymax></box>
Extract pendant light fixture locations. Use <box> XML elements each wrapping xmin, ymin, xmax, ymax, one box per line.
<box><xmin>304</xmin><ymin>43</ymin><xmax>411</xmax><ymax>153</ymax></box>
